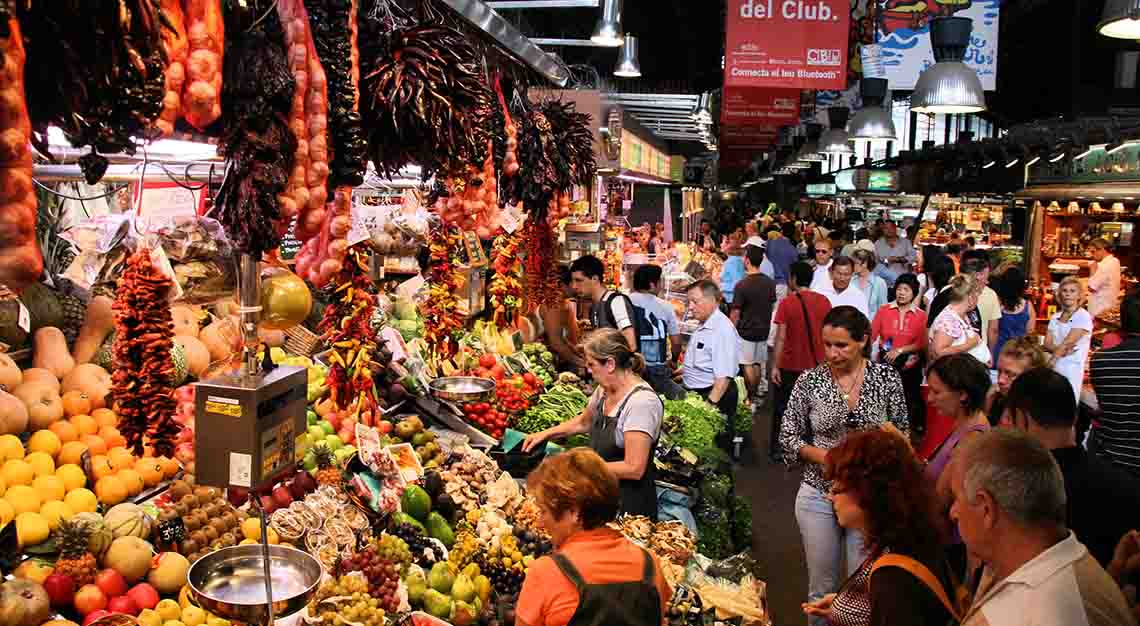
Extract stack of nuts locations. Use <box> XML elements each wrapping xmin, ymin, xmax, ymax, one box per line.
<box><xmin>157</xmin><ymin>482</ymin><xmax>248</xmax><ymax>563</ymax></box>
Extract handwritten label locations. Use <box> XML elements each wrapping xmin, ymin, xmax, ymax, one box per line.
<box><xmin>16</xmin><ymin>300</ymin><xmax>29</xmax><ymax>333</ymax></box>
<box><xmin>229</xmin><ymin>452</ymin><xmax>252</xmax><ymax>488</ymax></box>
<box><xmin>280</xmin><ymin>218</ymin><xmax>302</xmax><ymax>261</ymax></box>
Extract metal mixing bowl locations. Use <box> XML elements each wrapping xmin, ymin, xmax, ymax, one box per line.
<box><xmin>187</xmin><ymin>544</ymin><xmax>323</xmax><ymax>624</ymax></box>
<box><xmin>428</xmin><ymin>376</ymin><xmax>496</xmax><ymax>403</ymax></box>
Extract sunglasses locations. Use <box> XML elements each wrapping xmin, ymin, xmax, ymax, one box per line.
<box><xmin>814</xmin><ymin>249</ymin><xmax>830</xmax><ymax>254</ymax></box>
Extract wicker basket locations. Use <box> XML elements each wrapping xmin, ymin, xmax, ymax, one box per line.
<box><xmin>285</xmin><ymin>325</ymin><xmax>322</xmax><ymax>356</ymax></box>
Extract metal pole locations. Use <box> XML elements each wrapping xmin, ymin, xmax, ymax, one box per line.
<box><xmin>911</xmin><ymin>191</ymin><xmax>933</xmax><ymax>242</ymax></box>
<box><xmin>238</xmin><ymin>254</ymin><xmax>263</xmax><ymax>376</ymax></box>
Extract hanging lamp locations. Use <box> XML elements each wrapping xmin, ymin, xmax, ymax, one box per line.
<box><xmin>591</xmin><ymin>0</ymin><xmax>624</xmax><ymax>46</ymax></box>
<box><xmin>849</xmin><ymin>78</ymin><xmax>897</xmax><ymax>140</ymax></box>
<box><xmin>1099</xmin><ymin>0</ymin><xmax>1140</xmax><ymax>38</ymax></box>
<box><xmin>614</xmin><ymin>35</ymin><xmax>641</xmax><ymax>77</ymax></box>
<box><xmin>910</xmin><ymin>17</ymin><xmax>986</xmax><ymax>114</ymax></box>
<box><xmin>819</xmin><ymin>107</ymin><xmax>854</xmax><ymax>155</ymax></box>
<box><xmin>797</xmin><ymin>123</ymin><xmax>827</xmax><ymax>163</ymax></box>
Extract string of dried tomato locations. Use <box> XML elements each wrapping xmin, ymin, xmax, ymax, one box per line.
<box><xmin>110</xmin><ymin>248</ymin><xmax>179</xmax><ymax>457</ymax></box>
<box><xmin>521</xmin><ymin>217</ymin><xmax>561</xmax><ymax>313</ymax></box>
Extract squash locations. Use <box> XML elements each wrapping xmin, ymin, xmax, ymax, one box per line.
<box><xmin>171</xmin><ymin>305</ymin><xmax>202</xmax><ymax>338</ymax></box>
<box><xmin>72</xmin><ymin>296</ymin><xmax>115</xmax><ymax>365</ymax></box>
<box><xmin>61</xmin><ymin>364</ymin><xmax>112</xmax><ymax>410</ymax></box>
<box><xmin>172</xmin><ymin>336</ymin><xmax>210</xmax><ymax>378</ymax></box>
<box><xmin>0</xmin><ymin>353</ymin><xmax>21</xmax><ymax>390</ymax></box>
<box><xmin>11</xmin><ymin>382</ymin><xmax>64</xmax><ymax>430</ymax></box>
<box><xmin>19</xmin><ymin>368</ymin><xmax>60</xmax><ymax>393</ymax></box>
<box><xmin>258</xmin><ymin>327</ymin><xmax>286</xmax><ymax>347</ymax></box>
<box><xmin>0</xmin><ymin>389</ymin><xmax>29</xmax><ymax>435</ymax></box>
<box><xmin>199</xmin><ymin>318</ymin><xmax>240</xmax><ymax>362</ymax></box>
<box><xmin>33</xmin><ymin>327</ymin><xmax>76</xmax><ymax>379</ymax></box>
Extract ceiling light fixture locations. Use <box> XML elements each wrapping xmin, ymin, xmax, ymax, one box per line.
<box><xmin>797</xmin><ymin>123</ymin><xmax>827</xmax><ymax>162</ymax></box>
<box><xmin>590</xmin><ymin>0</ymin><xmax>624</xmax><ymax>46</ymax></box>
<box><xmin>819</xmin><ymin>107</ymin><xmax>854</xmax><ymax>155</ymax></box>
<box><xmin>613</xmin><ymin>34</ymin><xmax>641</xmax><ymax>77</ymax></box>
<box><xmin>982</xmin><ymin>159</ymin><xmax>996</xmax><ymax>169</ymax></box>
<box><xmin>849</xmin><ymin>78</ymin><xmax>897</xmax><ymax>140</ymax></box>
<box><xmin>1099</xmin><ymin>0</ymin><xmax>1140</xmax><ymax>38</ymax></box>
<box><xmin>911</xmin><ymin>17</ymin><xmax>986</xmax><ymax>114</ymax></box>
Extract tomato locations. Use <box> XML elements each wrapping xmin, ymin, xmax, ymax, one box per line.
<box><xmin>523</xmin><ymin>372</ymin><xmax>537</xmax><ymax>386</ymax></box>
<box><xmin>490</xmin><ymin>364</ymin><xmax>505</xmax><ymax>380</ymax></box>
<box><xmin>479</xmin><ymin>354</ymin><xmax>497</xmax><ymax>368</ymax></box>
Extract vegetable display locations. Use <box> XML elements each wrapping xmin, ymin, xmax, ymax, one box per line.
<box><xmin>282</xmin><ymin>0</ymin><xmax>331</xmax><ymax>244</ymax></box>
<box><xmin>662</xmin><ymin>393</ymin><xmax>725</xmax><ymax>460</ymax></box>
<box><xmin>521</xmin><ymin>217</ymin><xmax>561</xmax><ymax>311</ymax></box>
<box><xmin>487</xmin><ymin>232</ymin><xmax>522</xmax><ymax>327</ymax></box>
<box><xmin>111</xmin><ymin>248</ymin><xmax>180</xmax><ymax>457</ymax></box>
<box><xmin>513</xmin><ymin>383</ymin><xmax>588</xmax><ymax>435</ymax></box>
<box><xmin>182</xmin><ymin>0</ymin><xmax>224</xmax><ymax>130</ymax></box>
<box><xmin>317</xmin><ymin>245</ymin><xmax>382</xmax><ymax>425</ymax></box>
<box><xmin>0</xmin><ymin>14</ymin><xmax>43</xmax><ymax>294</ymax></box>
<box><xmin>421</xmin><ymin>225</ymin><xmax>464</xmax><ymax>360</ymax></box>
<box><xmin>305</xmin><ymin>0</ymin><xmax>367</xmax><ymax>190</ymax></box>
<box><xmin>295</xmin><ymin>187</ymin><xmax>352</xmax><ymax>287</ymax></box>
<box><xmin>155</xmin><ymin>0</ymin><xmax>189</xmax><ymax>137</ymax></box>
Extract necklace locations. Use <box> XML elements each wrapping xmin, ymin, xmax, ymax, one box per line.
<box><xmin>830</xmin><ymin>360</ymin><xmax>865</xmax><ymax>403</ymax></box>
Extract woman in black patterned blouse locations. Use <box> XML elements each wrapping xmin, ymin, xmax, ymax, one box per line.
<box><xmin>779</xmin><ymin>305</ymin><xmax>910</xmax><ymax>626</ymax></box>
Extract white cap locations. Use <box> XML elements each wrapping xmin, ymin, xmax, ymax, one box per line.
<box><xmin>745</xmin><ymin>236</ymin><xmax>767</xmax><ymax>248</ymax></box>
<box><xmin>855</xmin><ymin>239</ymin><xmax>876</xmax><ymax>252</ymax></box>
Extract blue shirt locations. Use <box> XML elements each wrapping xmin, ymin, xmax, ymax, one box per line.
<box><xmin>764</xmin><ymin>237</ymin><xmax>799</xmax><ymax>284</ymax></box>
<box><xmin>720</xmin><ymin>255</ymin><xmax>747</xmax><ymax>303</ymax></box>
<box><xmin>858</xmin><ymin>274</ymin><xmax>889</xmax><ymax>321</ymax></box>
<box><xmin>683</xmin><ymin>309</ymin><xmax>740</xmax><ymax>389</ymax></box>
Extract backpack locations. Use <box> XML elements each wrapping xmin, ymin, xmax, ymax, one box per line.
<box><xmin>595</xmin><ymin>292</ymin><xmax>667</xmax><ymax>363</ymax></box>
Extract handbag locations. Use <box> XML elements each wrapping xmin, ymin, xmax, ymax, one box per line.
<box><xmin>870</xmin><ymin>554</ymin><xmax>966</xmax><ymax>623</ymax></box>
<box><xmin>796</xmin><ymin>293</ymin><xmax>820</xmax><ymax>445</ymax></box>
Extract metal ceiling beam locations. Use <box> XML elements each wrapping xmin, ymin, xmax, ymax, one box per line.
<box><xmin>487</xmin><ymin>0</ymin><xmax>598</xmax><ymax>7</ymax></box>
<box><xmin>437</xmin><ymin>0</ymin><xmax>570</xmax><ymax>86</ymax></box>
<box><xmin>606</xmin><ymin>94</ymin><xmax>700</xmax><ymax>100</ymax></box>
<box><xmin>533</xmin><ymin>38</ymin><xmax>616</xmax><ymax>47</ymax></box>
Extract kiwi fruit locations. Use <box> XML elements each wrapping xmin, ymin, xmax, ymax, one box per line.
<box><xmin>203</xmin><ymin>526</ymin><xmax>219</xmax><ymax>542</ymax></box>
<box><xmin>209</xmin><ymin>518</ymin><xmax>228</xmax><ymax>534</ymax></box>
<box><xmin>184</xmin><ymin>514</ymin><xmax>202</xmax><ymax>532</ymax></box>
<box><xmin>181</xmin><ymin>539</ymin><xmax>200</xmax><ymax>555</ymax></box>
<box><xmin>190</xmin><ymin>529</ymin><xmax>208</xmax><ymax>545</ymax></box>
<box><xmin>169</xmin><ymin>480</ymin><xmax>191</xmax><ymax>500</ymax></box>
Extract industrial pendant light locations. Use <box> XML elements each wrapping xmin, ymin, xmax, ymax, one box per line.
<box><xmin>591</xmin><ymin>0</ymin><xmax>624</xmax><ymax>46</ymax></box>
<box><xmin>1099</xmin><ymin>0</ymin><xmax>1140</xmax><ymax>38</ymax></box>
<box><xmin>849</xmin><ymin>78</ymin><xmax>897</xmax><ymax>140</ymax></box>
<box><xmin>910</xmin><ymin>17</ymin><xmax>986</xmax><ymax>114</ymax></box>
<box><xmin>614</xmin><ymin>35</ymin><xmax>641</xmax><ymax>77</ymax></box>
<box><xmin>819</xmin><ymin>107</ymin><xmax>854</xmax><ymax>155</ymax></box>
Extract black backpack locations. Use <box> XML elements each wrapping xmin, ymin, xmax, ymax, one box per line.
<box><xmin>595</xmin><ymin>292</ymin><xmax>667</xmax><ymax>360</ymax></box>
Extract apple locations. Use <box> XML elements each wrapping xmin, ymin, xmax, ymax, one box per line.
<box><xmin>175</xmin><ymin>385</ymin><xmax>195</xmax><ymax>404</ymax></box>
<box><xmin>324</xmin><ymin>435</ymin><xmax>343</xmax><ymax>452</ymax></box>
<box><xmin>326</xmin><ymin>413</ymin><xmax>341</xmax><ymax>432</ymax></box>
<box><xmin>44</xmin><ymin>573</ymin><xmax>76</xmax><ymax>607</ymax></box>
<box><xmin>378</xmin><ymin>421</ymin><xmax>393</xmax><ymax>434</ymax></box>
<box><xmin>318</xmin><ymin>420</ymin><xmax>335</xmax><ymax>436</ymax></box>
<box><xmin>83</xmin><ymin>610</ymin><xmax>112</xmax><ymax>626</ymax></box>
<box><xmin>126</xmin><ymin>583</ymin><xmax>160</xmax><ymax>611</ymax></box>
<box><xmin>337</xmin><ymin>427</ymin><xmax>355</xmax><ymax>446</ymax></box>
<box><xmin>302</xmin><ymin>452</ymin><xmax>317</xmax><ymax>472</ymax></box>
<box><xmin>74</xmin><ymin>585</ymin><xmax>109</xmax><ymax>616</ymax></box>
<box><xmin>108</xmin><ymin>595</ymin><xmax>140</xmax><ymax>615</ymax></box>
<box><xmin>259</xmin><ymin>494</ymin><xmax>278</xmax><ymax>514</ymax></box>
<box><xmin>306</xmin><ymin>410</ymin><xmax>318</xmax><ymax>426</ymax></box>
<box><xmin>174</xmin><ymin>442</ymin><xmax>195</xmax><ymax>465</ymax></box>
<box><xmin>307</xmin><ymin>425</ymin><xmax>325</xmax><ymax>440</ymax></box>
<box><xmin>271</xmin><ymin>485</ymin><xmax>293</xmax><ymax>509</ymax></box>
<box><xmin>333</xmin><ymin>447</ymin><xmax>354</xmax><ymax>465</ymax></box>
<box><xmin>95</xmin><ymin>569</ymin><xmax>128</xmax><ymax>599</ymax></box>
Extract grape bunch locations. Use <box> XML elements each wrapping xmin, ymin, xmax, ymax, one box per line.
<box><xmin>476</xmin><ymin>555</ymin><xmax>526</xmax><ymax>597</ymax></box>
<box><xmin>374</xmin><ymin>533</ymin><xmax>412</xmax><ymax>568</ymax></box>
<box><xmin>310</xmin><ymin>575</ymin><xmax>386</xmax><ymax>626</ymax></box>
<box><xmin>338</xmin><ymin>547</ymin><xmax>401</xmax><ymax>612</ymax></box>
<box><xmin>390</xmin><ymin>523</ymin><xmax>444</xmax><ymax>568</ymax></box>
<box><xmin>513</xmin><ymin>526</ymin><xmax>553</xmax><ymax>558</ymax></box>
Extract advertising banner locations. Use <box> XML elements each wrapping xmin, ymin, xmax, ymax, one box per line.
<box><xmin>720</xmin><ymin>125</ymin><xmax>779</xmax><ymax>150</ymax></box>
<box><xmin>725</xmin><ymin>0</ymin><xmax>850</xmax><ymax>90</ymax></box>
<box><xmin>876</xmin><ymin>0</ymin><xmax>1000</xmax><ymax>90</ymax></box>
<box><xmin>721</xmin><ymin>86</ymin><xmax>801</xmax><ymax>126</ymax></box>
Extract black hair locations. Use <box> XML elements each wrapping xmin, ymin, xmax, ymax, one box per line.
<box><xmin>945</xmin><ymin>243</ymin><xmax>964</xmax><ymax>256</ymax></box>
<box><xmin>829</xmin><ymin>230</ymin><xmax>846</xmax><ymax>244</ymax></box>
<box><xmin>992</xmin><ymin>267</ymin><xmax>1027</xmax><ymax>311</ymax></box>
<box><xmin>1005</xmin><ymin>367</ymin><xmax>1077</xmax><ymax>429</ymax></box>
<box><xmin>1122</xmin><ymin>291</ymin><xmax>1140</xmax><ymax>334</ymax></box>
<box><xmin>745</xmin><ymin>244</ymin><xmax>765</xmax><ymax>268</ymax></box>
<box><xmin>416</xmin><ymin>245</ymin><xmax>432</xmax><ymax>273</ymax></box>
<box><xmin>962</xmin><ymin>257</ymin><xmax>988</xmax><ymax>275</ymax></box>
<box><xmin>855</xmin><ymin>228</ymin><xmax>870</xmax><ymax>241</ymax></box>
<box><xmin>790</xmin><ymin>261</ymin><xmax>813</xmax><ymax>288</ymax></box>
<box><xmin>852</xmin><ymin>249</ymin><xmax>877</xmax><ymax>272</ymax></box>
<box><xmin>558</xmin><ymin>266</ymin><xmax>572</xmax><ymax>286</ymax></box>
<box><xmin>633</xmin><ymin>264</ymin><xmax>663</xmax><ymax>291</ymax></box>
<box><xmin>569</xmin><ymin>255</ymin><xmax>605</xmax><ymax>281</ymax></box>
<box><xmin>927</xmin><ymin>354</ymin><xmax>991</xmax><ymax>413</ymax></box>
<box><xmin>832</xmin><ymin>256</ymin><xmax>855</xmax><ymax>271</ymax></box>
<box><xmin>782</xmin><ymin>222</ymin><xmax>798</xmax><ymax>241</ymax></box>
<box><xmin>894</xmin><ymin>273</ymin><xmax>921</xmax><ymax>300</ymax></box>
<box><xmin>931</xmin><ymin>255</ymin><xmax>956</xmax><ymax>290</ymax></box>
<box><xmin>962</xmin><ymin>249</ymin><xmax>990</xmax><ymax>268</ymax></box>
<box><xmin>822</xmin><ymin>305</ymin><xmax>872</xmax><ymax>342</ymax></box>
<box><xmin>765</xmin><ymin>224</ymin><xmax>781</xmax><ymax>236</ymax></box>
<box><xmin>965</xmin><ymin>236</ymin><xmax>976</xmax><ymax>247</ymax></box>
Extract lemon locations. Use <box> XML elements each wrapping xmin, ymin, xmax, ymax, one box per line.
<box><xmin>181</xmin><ymin>606</ymin><xmax>207</xmax><ymax>626</ymax></box>
<box><xmin>4</xmin><ymin>484</ymin><xmax>41</xmax><ymax>515</ymax></box>
<box><xmin>27</xmin><ymin>430</ymin><xmax>62</xmax><ymax>458</ymax></box>
<box><xmin>0</xmin><ymin>435</ymin><xmax>23</xmax><ymax>462</ymax></box>
<box><xmin>33</xmin><ymin>475</ymin><xmax>66</xmax><ymax>502</ymax></box>
<box><xmin>15</xmin><ymin>511</ymin><xmax>50</xmax><ymax>546</ymax></box>
<box><xmin>156</xmin><ymin>599</ymin><xmax>182</xmax><ymax>622</ymax></box>
<box><xmin>138</xmin><ymin>609</ymin><xmax>164</xmax><ymax>626</ymax></box>
<box><xmin>24</xmin><ymin>452</ymin><xmax>55</xmax><ymax>478</ymax></box>
<box><xmin>240</xmin><ymin>517</ymin><xmax>261</xmax><ymax>541</ymax></box>
<box><xmin>55</xmin><ymin>464</ymin><xmax>87</xmax><ymax>491</ymax></box>
<box><xmin>39</xmin><ymin>500</ymin><xmax>74</xmax><ymax>531</ymax></box>
<box><xmin>0</xmin><ymin>499</ymin><xmax>14</xmax><ymax>527</ymax></box>
<box><xmin>1</xmin><ymin>459</ymin><xmax>34</xmax><ymax>486</ymax></box>
<box><xmin>64</xmin><ymin>488</ymin><xmax>98</xmax><ymax>514</ymax></box>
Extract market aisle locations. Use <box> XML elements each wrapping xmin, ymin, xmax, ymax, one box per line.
<box><xmin>736</xmin><ymin>399</ymin><xmax>808</xmax><ymax>626</ymax></box>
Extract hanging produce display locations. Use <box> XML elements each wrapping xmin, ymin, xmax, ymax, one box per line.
<box><xmin>213</xmin><ymin>3</ymin><xmax>296</xmax><ymax>256</ymax></box>
<box><xmin>111</xmin><ymin>248</ymin><xmax>180</xmax><ymax>457</ymax></box>
<box><xmin>295</xmin><ymin>187</ymin><xmax>352</xmax><ymax>287</ymax></box>
<box><xmin>422</xmin><ymin>225</ymin><xmax>465</xmax><ymax>360</ymax></box>
<box><xmin>304</xmin><ymin>0</ymin><xmax>367</xmax><ymax>190</ymax></box>
<box><xmin>155</xmin><ymin>0</ymin><xmax>189</xmax><ymax>137</ymax></box>
<box><xmin>19</xmin><ymin>1</ymin><xmax>167</xmax><ymax>183</ymax></box>
<box><xmin>431</xmin><ymin>141</ymin><xmax>503</xmax><ymax>237</ymax></box>
<box><xmin>0</xmin><ymin>14</ymin><xmax>44</xmax><ymax>294</ymax></box>
<box><xmin>521</xmin><ymin>217</ymin><xmax>561</xmax><ymax>311</ymax></box>
<box><xmin>182</xmin><ymin>0</ymin><xmax>224</xmax><ymax>131</ymax></box>
<box><xmin>487</xmin><ymin>232</ymin><xmax>522</xmax><ymax>327</ymax></box>
<box><xmin>284</xmin><ymin>0</ymin><xmax>331</xmax><ymax>244</ymax></box>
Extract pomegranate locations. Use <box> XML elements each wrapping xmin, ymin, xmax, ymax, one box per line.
<box><xmin>43</xmin><ymin>573</ymin><xmax>76</xmax><ymax>607</ymax></box>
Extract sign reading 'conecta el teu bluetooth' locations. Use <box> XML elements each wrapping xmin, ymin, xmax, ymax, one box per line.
<box><xmin>725</xmin><ymin>0</ymin><xmax>849</xmax><ymax>90</ymax></box>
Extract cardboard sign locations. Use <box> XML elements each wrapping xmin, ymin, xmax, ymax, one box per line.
<box><xmin>133</xmin><ymin>181</ymin><xmax>206</xmax><ymax>218</ymax></box>
<box><xmin>725</xmin><ymin>0</ymin><xmax>850</xmax><ymax>89</ymax></box>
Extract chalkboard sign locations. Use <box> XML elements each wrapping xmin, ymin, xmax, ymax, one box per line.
<box><xmin>280</xmin><ymin>218</ymin><xmax>301</xmax><ymax>261</ymax></box>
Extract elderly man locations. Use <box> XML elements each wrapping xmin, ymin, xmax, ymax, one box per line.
<box><xmin>680</xmin><ymin>280</ymin><xmax>740</xmax><ymax>448</ymax></box>
<box><xmin>809</xmin><ymin>238</ymin><xmax>835</xmax><ymax>290</ymax></box>
<box><xmin>874</xmin><ymin>221</ymin><xmax>916</xmax><ymax>278</ymax></box>
<box><xmin>813</xmin><ymin>256</ymin><xmax>869</xmax><ymax>318</ymax></box>
<box><xmin>1088</xmin><ymin>238</ymin><xmax>1122</xmax><ymax>319</ymax></box>
<box><xmin>949</xmin><ymin>430</ymin><xmax>1136</xmax><ymax>626</ymax></box>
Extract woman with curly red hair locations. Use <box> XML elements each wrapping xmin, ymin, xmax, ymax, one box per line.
<box><xmin>802</xmin><ymin>428</ymin><xmax>962</xmax><ymax>626</ymax></box>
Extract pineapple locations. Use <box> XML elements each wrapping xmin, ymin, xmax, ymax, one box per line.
<box><xmin>35</xmin><ymin>186</ymin><xmax>85</xmax><ymax>345</ymax></box>
<box><xmin>314</xmin><ymin>446</ymin><xmax>341</xmax><ymax>486</ymax></box>
<box><xmin>54</xmin><ymin>519</ymin><xmax>97</xmax><ymax>587</ymax></box>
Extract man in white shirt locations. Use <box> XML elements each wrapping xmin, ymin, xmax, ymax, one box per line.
<box><xmin>809</xmin><ymin>238</ymin><xmax>834</xmax><ymax>290</ymax></box>
<box><xmin>814</xmin><ymin>257</ymin><xmax>869</xmax><ymax>318</ymax></box>
<box><xmin>681</xmin><ymin>280</ymin><xmax>740</xmax><ymax>450</ymax></box>
<box><xmin>950</xmin><ymin>430</ymin><xmax>1135</xmax><ymax>626</ymax></box>
<box><xmin>874</xmin><ymin>221</ymin><xmax>916</xmax><ymax>278</ymax></box>
<box><xmin>1088</xmin><ymin>238</ymin><xmax>1122</xmax><ymax>319</ymax></box>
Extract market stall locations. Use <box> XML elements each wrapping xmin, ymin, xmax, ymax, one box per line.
<box><xmin>0</xmin><ymin>2</ymin><xmax>762</xmax><ymax>626</ymax></box>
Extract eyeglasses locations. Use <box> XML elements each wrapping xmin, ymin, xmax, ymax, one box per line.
<box><xmin>814</xmin><ymin>249</ymin><xmax>829</xmax><ymax>254</ymax></box>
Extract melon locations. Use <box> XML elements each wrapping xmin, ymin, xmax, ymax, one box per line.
<box><xmin>104</xmin><ymin>503</ymin><xmax>152</xmax><ymax>540</ymax></box>
<box><xmin>71</xmin><ymin>512</ymin><xmax>112</xmax><ymax>558</ymax></box>
<box><xmin>101</xmin><ymin>536</ymin><xmax>154</xmax><ymax>583</ymax></box>
<box><xmin>147</xmin><ymin>552</ymin><xmax>190</xmax><ymax>594</ymax></box>
<box><xmin>94</xmin><ymin>333</ymin><xmax>188</xmax><ymax>385</ymax></box>
<box><xmin>93</xmin><ymin>333</ymin><xmax>115</xmax><ymax>370</ymax></box>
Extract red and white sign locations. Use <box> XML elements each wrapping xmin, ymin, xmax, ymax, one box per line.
<box><xmin>725</xmin><ymin>0</ymin><xmax>850</xmax><ymax>90</ymax></box>
<box><xmin>720</xmin><ymin>125</ymin><xmax>779</xmax><ymax>149</ymax></box>
<box><xmin>721</xmin><ymin>87</ymin><xmax>801</xmax><ymax>127</ymax></box>
<box><xmin>132</xmin><ymin>181</ymin><xmax>207</xmax><ymax>218</ymax></box>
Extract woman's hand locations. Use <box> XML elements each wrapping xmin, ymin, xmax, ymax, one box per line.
<box><xmin>802</xmin><ymin>594</ymin><xmax>836</xmax><ymax>619</ymax></box>
<box><xmin>771</xmin><ymin>368</ymin><xmax>783</xmax><ymax>385</ymax></box>
<box><xmin>885</xmin><ymin>347</ymin><xmax>902</xmax><ymax>363</ymax></box>
<box><xmin>521</xmin><ymin>431</ymin><xmax>550</xmax><ymax>453</ymax></box>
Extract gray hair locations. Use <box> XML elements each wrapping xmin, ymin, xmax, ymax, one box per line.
<box><xmin>959</xmin><ymin>430</ymin><xmax>1067</xmax><ymax>527</ymax></box>
<box><xmin>686</xmin><ymin>279</ymin><xmax>722</xmax><ymax>302</ymax></box>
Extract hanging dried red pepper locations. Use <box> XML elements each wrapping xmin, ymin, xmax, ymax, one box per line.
<box><xmin>421</xmin><ymin>224</ymin><xmax>465</xmax><ymax>360</ymax></box>
<box><xmin>316</xmin><ymin>245</ymin><xmax>380</xmax><ymax>425</ymax></box>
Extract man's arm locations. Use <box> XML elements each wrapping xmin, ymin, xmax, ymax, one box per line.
<box><xmin>621</xmin><ymin>326</ymin><xmax>637</xmax><ymax>351</ymax></box>
<box><xmin>669</xmin><ymin>334</ymin><xmax>682</xmax><ymax>367</ymax></box>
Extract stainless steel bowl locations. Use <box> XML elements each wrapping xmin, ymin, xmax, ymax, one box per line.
<box><xmin>187</xmin><ymin>544</ymin><xmax>323</xmax><ymax>624</ymax></box>
<box><xmin>428</xmin><ymin>376</ymin><xmax>496</xmax><ymax>403</ymax></box>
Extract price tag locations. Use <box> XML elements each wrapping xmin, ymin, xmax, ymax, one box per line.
<box><xmin>16</xmin><ymin>300</ymin><xmax>30</xmax><ymax>334</ymax></box>
<box><xmin>500</xmin><ymin>206</ymin><xmax>522</xmax><ymax>234</ymax></box>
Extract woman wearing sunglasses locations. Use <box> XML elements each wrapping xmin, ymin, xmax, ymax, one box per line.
<box><xmin>779</xmin><ymin>306</ymin><xmax>910</xmax><ymax>626</ymax></box>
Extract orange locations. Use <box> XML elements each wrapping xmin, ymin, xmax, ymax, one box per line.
<box><xmin>49</xmin><ymin>420</ymin><xmax>79</xmax><ymax>444</ymax></box>
<box><xmin>27</xmin><ymin>431</ymin><xmax>62</xmax><ymax>458</ymax></box>
<box><xmin>61</xmin><ymin>391</ymin><xmax>92</xmax><ymax>418</ymax></box>
<box><xmin>2</xmin><ymin>460</ymin><xmax>34</xmax><ymax>486</ymax></box>
<box><xmin>91</xmin><ymin>408</ymin><xmax>118</xmax><ymax>428</ymax></box>
<box><xmin>94</xmin><ymin>476</ymin><xmax>127</xmax><ymax>506</ymax></box>
<box><xmin>55</xmin><ymin>464</ymin><xmax>87</xmax><ymax>491</ymax></box>
<box><xmin>90</xmin><ymin>455</ymin><xmax>114</xmax><ymax>481</ymax></box>
<box><xmin>107</xmin><ymin>447</ymin><xmax>134</xmax><ymax>471</ymax></box>
<box><xmin>99</xmin><ymin>426</ymin><xmax>122</xmax><ymax>445</ymax></box>
<box><xmin>64</xmin><ymin>488</ymin><xmax>98</xmax><ymax>514</ymax></box>
<box><xmin>103</xmin><ymin>432</ymin><xmax>127</xmax><ymax>450</ymax></box>
<box><xmin>81</xmin><ymin>434</ymin><xmax>107</xmax><ymax>456</ymax></box>
<box><xmin>70</xmin><ymin>414</ymin><xmax>98</xmax><ymax>437</ymax></box>
<box><xmin>32</xmin><ymin>475</ymin><xmax>66</xmax><ymax>502</ymax></box>
<box><xmin>136</xmin><ymin>458</ymin><xmax>164</xmax><ymax>487</ymax></box>
<box><xmin>157</xmin><ymin>456</ymin><xmax>180</xmax><ymax>479</ymax></box>
<box><xmin>116</xmin><ymin>469</ymin><xmax>144</xmax><ymax>496</ymax></box>
<box><xmin>23</xmin><ymin>453</ymin><xmax>54</xmax><ymax>478</ymax></box>
<box><xmin>57</xmin><ymin>441</ymin><xmax>89</xmax><ymax>467</ymax></box>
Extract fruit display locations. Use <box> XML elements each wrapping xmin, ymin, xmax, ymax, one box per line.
<box><xmin>154</xmin><ymin>482</ymin><xmax>245</xmax><ymax>563</ymax></box>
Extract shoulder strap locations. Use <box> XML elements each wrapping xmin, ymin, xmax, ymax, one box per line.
<box><xmin>639</xmin><ymin>548</ymin><xmax>656</xmax><ymax>585</ymax></box>
<box><xmin>550</xmin><ymin>553</ymin><xmax>587</xmax><ymax>593</ymax></box>
<box><xmin>797</xmin><ymin>293</ymin><xmax>820</xmax><ymax>365</ymax></box>
<box><xmin>870</xmin><ymin>554</ymin><xmax>963</xmax><ymax>622</ymax></box>
<box><xmin>612</xmin><ymin>384</ymin><xmax>659</xmax><ymax>420</ymax></box>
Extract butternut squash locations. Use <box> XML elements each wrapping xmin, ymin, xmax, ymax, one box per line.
<box><xmin>72</xmin><ymin>296</ymin><xmax>115</xmax><ymax>364</ymax></box>
<box><xmin>12</xmin><ymin>382</ymin><xmax>63</xmax><ymax>430</ymax></box>
<box><xmin>0</xmin><ymin>352</ymin><xmax>21</xmax><ymax>390</ymax></box>
<box><xmin>0</xmin><ymin>389</ymin><xmax>28</xmax><ymax>435</ymax></box>
<box><xmin>19</xmin><ymin>368</ymin><xmax>60</xmax><ymax>393</ymax></box>
<box><xmin>61</xmin><ymin>364</ymin><xmax>112</xmax><ymax>410</ymax></box>
<box><xmin>172</xmin><ymin>335</ymin><xmax>210</xmax><ymax>378</ymax></box>
<box><xmin>258</xmin><ymin>327</ymin><xmax>286</xmax><ymax>347</ymax></box>
<box><xmin>199</xmin><ymin>318</ymin><xmax>240</xmax><ymax>362</ymax></box>
<box><xmin>33</xmin><ymin>327</ymin><xmax>75</xmax><ymax>379</ymax></box>
<box><xmin>171</xmin><ymin>304</ymin><xmax>203</xmax><ymax>337</ymax></box>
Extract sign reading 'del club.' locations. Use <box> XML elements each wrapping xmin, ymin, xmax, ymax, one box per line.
<box><xmin>725</xmin><ymin>0</ymin><xmax>849</xmax><ymax>90</ymax></box>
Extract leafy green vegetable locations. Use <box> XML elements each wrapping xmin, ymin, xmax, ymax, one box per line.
<box><xmin>512</xmin><ymin>383</ymin><xmax>590</xmax><ymax>434</ymax></box>
<box><xmin>733</xmin><ymin>402</ymin><xmax>753</xmax><ymax>436</ymax></box>
<box><xmin>663</xmin><ymin>394</ymin><xmax>726</xmax><ymax>459</ymax></box>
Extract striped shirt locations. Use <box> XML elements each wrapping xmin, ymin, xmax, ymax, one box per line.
<box><xmin>1089</xmin><ymin>335</ymin><xmax>1140</xmax><ymax>475</ymax></box>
